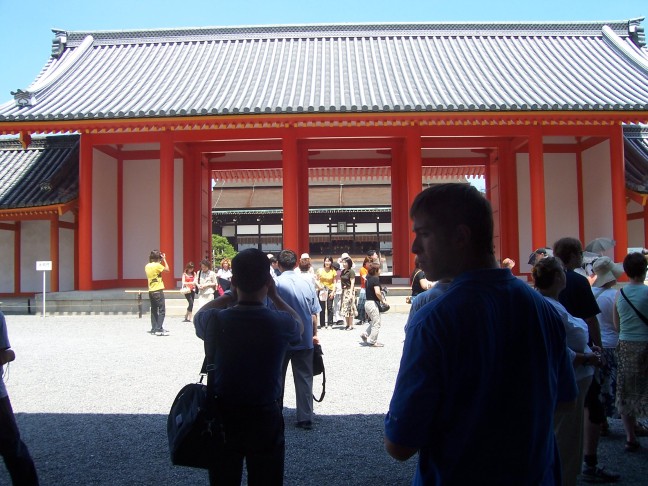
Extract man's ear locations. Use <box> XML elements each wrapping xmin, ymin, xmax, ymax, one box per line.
<box><xmin>453</xmin><ymin>224</ymin><xmax>472</xmax><ymax>249</ymax></box>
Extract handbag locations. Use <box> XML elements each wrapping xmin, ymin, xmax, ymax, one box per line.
<box><xmin>168</xmin><ymin>330</ymin><xmax>223</xmax><ymax>469</ymax></box>
<box><xmin>312</xmin><ymin>343</ymin><xmax>326</xmax><ymax>403</ymax></box>
<box><xmin>377</xmin><ymin>300</ymin><xmax>390</xmax><ymax>313</ymax></box>
<box><xmin>179</xmin><ymin>286</ymin><xmax>191</xmax><ymax>295</ymax></box>
<box><xmin>167</xmin><ymin>378</ymin><xmax>223</xmax><ymax>468</ymax></box>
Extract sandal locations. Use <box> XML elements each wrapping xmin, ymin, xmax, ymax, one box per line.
<box><xmin>625</xmin><ymin>440</ymin><xmax>641</xmax><ymax>452</ymax></box>
<box><xmin>369</xmin><ymin>342</ymin><xmax>384</xmax><ymax>347</ymax></box>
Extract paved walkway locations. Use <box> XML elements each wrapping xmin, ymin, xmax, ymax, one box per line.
<box><xmin>1</xmin><ymin>312</ymin><xmax>646</xmax><ymax>485</ymax></box>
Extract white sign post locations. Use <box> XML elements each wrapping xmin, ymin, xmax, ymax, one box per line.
<box><xmin>36</xmin><ymin>261</ymin><xmax>52</xmax><ymax>317</ymax></box>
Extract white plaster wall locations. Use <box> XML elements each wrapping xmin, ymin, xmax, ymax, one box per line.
<box><xmin>517</xmin><ymin>152</ymin><xmax>580</xmax><ymax>273</ymax></box>
<box><xmin>0</xmin><ymin>227</ymin><xmax>14</xmax><ymax>292</ymax></box>
<box><xmin>582</xmin><ymin>141</ymin><xmax>614</xmax><ymax>247</ymax></box>
<box><xmin>92</xmin><ymin>149</ymin><xmax>118</xmax><ymax>280</ymax></box>
<box><xmin>20</xmin><ymin>221</ymin><xmax>50</xmax><ymax>291</ymax></box>
<box><xmin>174</xmin><ymin>158</ymin><xmax>183</xmax><ymax>281</ymax></box>
<box><xmin>544</xmin><ymin>153</ymin><xmax>579</xmax><ymax>245</ymax></box>
<box><xmin>123</xmin><ymin>159</ymin><xmax>159</xmax><ymax>279</ymax></box>
<box><xmin>59</xmin><ymin>224</ymin><xmax>75</xmax><ymax>291</ymax></box>
<box><xmin>121</xmin><ymin>158</ymin><xmax>183</xmax><ymax>281</ymax></box>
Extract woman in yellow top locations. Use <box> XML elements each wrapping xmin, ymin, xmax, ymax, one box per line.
<box><xmin>316</xmin><ymin>256</ymin><xmax>336</xmax><ymax>328</ymax></box>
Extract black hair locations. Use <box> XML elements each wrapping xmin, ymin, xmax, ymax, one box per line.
<box><xmin>149</xmin><ymin>250</ymin><xmax>162</xmax><ymax>262</ymax></box>
<box><xmin>278</xmin><ymin>250</ymin><xmax>297</xmax><ymax>270</ymax></box>
<box><xmin>410</xmin><ymin>183</ymin><xmax>494</xmax><ymax>255</ymax></box>
<box><xmin>232</xmin><ymin>249</ymin><xmax>271</xmax><ymax>293</ymax></box>
<box><xmin>553</xmin><ymin>237</ymin><xmax>582</xmax><ymax>263</ymax></box>
<box><xmin>623</xmin><ymin>252</ymin><xmax>647</xmax><ymax>279</ymax></box>
<box><xmin>532</xmin><ymin>256</ymin><xmax>565</xmax><ymax>290</ymax></box>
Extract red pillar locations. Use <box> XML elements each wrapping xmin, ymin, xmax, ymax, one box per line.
<box><xmin>404</xmin><ymin>131</ymin><xmax>422</xmax><ymax>275</ymax></box>
<box><xmin>50</xmin><ymin>216</ymin><xmax>59</xmax><ymax>292</ymax></box>
<box><xmin>78</xmin><ymin>134</ymin><xmax>93</xmax><ymax>290</ymax></box>
<box><xmin>529</xmin><ymin>127</ymin><xmax>547</xmax><ymax>250</ymax></box>
<box><xmin>499</xmin><ymin>142</ymin><xmax>520</xmax><ymax>267</ymax></box>
<box><xmin>282</xmin><ymin>131</ymin><xmax>300</xmax><ymax>252</ymax></box>
<box><xmin>160</xmin><ymin>137</ymin><xmax>175</xmax><ymax>288</ymax></box>
<box><xmin>610</xmin><ymin>125</ymin><xmax>628</xmax><ymax>262</ymax></box>
<box><xmin>117</xmin><ymin>156</ymin><xmax>124</xmax><ymax>283</ymax></box>
<box><xmin>298</xmin><ymin>144</ymin><xmax>310</xmax><ymax>254</ymax></box>
<box><xmin>575</xmin><ymin>141</ymin><xmax>585</xmax><ymax>244</ymax></box>
<box><xmin>390</xmin><ymin>141</ymin><xmax>408</xmax><ymax>278</ymax></box>
<box><xmin>14</xmin><ymin>222</ymin><xmax>21</xmax><ymax>294</ymax></box>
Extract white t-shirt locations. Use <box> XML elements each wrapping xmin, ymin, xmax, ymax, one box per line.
<box><xmin>592</xmin><ymin>287</ymin><xmax>620</xmax><ymax>348</ymax></box>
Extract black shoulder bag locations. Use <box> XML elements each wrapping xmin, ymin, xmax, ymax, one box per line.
<box><xmin>313</xmin><ymin>342</ymin><xmax>326</xmax><ymax>402</ymax></box>
<box><xmin>619</xmin><ymin>288</ymin><xmax>648</xmax><ymax>326</ymax></box>
<box><xmin>167</xmin><ymin>315</ymin><xmax>224</xmax><ymax>469</ymax></box>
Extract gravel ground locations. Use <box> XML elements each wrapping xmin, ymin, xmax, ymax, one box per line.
<box><xmin>1</xmin><ymin>312</ymin><xmax>647</xmax><ymax>485</ymax></box>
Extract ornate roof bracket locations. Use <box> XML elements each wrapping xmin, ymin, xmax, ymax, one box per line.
<box><xmin>628</xmin><ymin>17</ymin><xmax>646</xmax><ymax>48</ymax></box>
<box><xmin>602</xmin><ymin>25</ymin><xmax>648</xmax><ymax>74</ymax></box>
<box><xmin>51</xmin><ymin>29</ymin><xmax>67</xmax><ymax>59</ymax></box>
<box><xmin>10</xmin><ymin>89</ymin><xmax>35</xmax><ymax>108</ymax></box>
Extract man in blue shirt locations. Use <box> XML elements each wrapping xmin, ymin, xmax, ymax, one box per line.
<box><xmin>385</xmin><ymin>184</ymin><xmax>578</xmax><ymax>485</ymax></box>
<box><xmin>275</xmin><ymin>250</ymin><xmax>321</xmax><ymax>430</ymax></box>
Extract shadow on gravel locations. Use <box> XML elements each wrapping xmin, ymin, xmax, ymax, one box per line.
<box><xmin>2</xmin><ymin>412</ymin><xmax>415</xmax><ymax>485</ymax></box>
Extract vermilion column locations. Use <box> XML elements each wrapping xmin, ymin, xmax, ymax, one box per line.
<box><xmin>50</xmin><ymin>217</ymin><xmax>59</xmax><ymax>292</ymax></box>
<box><xmin>609</xmin><ymin>125</ymin><xmax>628</xmax><ymax>262</ymax></box>
<box><xmin>529</xmin><ymin>127</ymin><xmax>547</xmax><ymax>250</ymax></box>
<box><xmin>14</xmin><ymin>222</ymin><xmax>21</xmax><ymax>294</ymax></box>
<box><xmin>298</xmin><ymin>144</ymin><xmax>310</xmax><ymax>254</ymax></box>
<box><xmin>499</xmin><ymin>142</ymin><xmax>520</xmax><ymax>268</ymax></box>
<box><xmin>160</xmin><ymin>138</ymin><xmax>175</xmax><ymax>289</ymax></box>
<box><xmin>391</xmin><ymin>143</ymin><xmax>406</xmax><ymax>277</ymax></box>
<box><xmin>282</xmin><ymin>132</ymin><xmax>300</xmax><ymax>252</ymax></box>
<box><xmin>404</xmin><ymin>131</ymin><xmax>422</xmax><ymax>276</ymax></box>
<box><xmin>78</xmin><ymin>134</ymin><xmax>93</xmax><ymax>290</ymax></box>
<box><xmin>117</xmin><ymin>157</ymin><xmax>124</xmax><ymax>283</ymax></box>
<box><xmin>576</xmin><ymin>141</ymin><xmax>585</xmax><ymax>243</ymax></box>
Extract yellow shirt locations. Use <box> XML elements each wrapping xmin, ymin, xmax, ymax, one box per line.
<box><xmin>145</xmin><ymin>262</ymin><xmax>165</xmax><ymax>291</ymax></box>
<box><xmin>317</xmin><ymin>267</ymin><xmax>336</xmax><ymax>291</ymax></box>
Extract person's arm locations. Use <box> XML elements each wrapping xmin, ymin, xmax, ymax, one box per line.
<box><xmin>312</xmin><ymin>314</ymin><xmax>319</xmax><ymax>344</ymax></box>
<box><xmin>384</xmin><ymin>436</ymin><xmax>417</xmax><ymax>461</ymax></box>
<box><xmin>160</xmin><ymin>253</ymin><xmax>170</xmax><ymax>272</ymax></box>
<box><xmin>267</xmin><ymin>279</ymin><xmax>304</xmax><ymax>336</ymax></box>
<box><xmin>0</xmin><ymin>348</ymin><xmax>15</xmax><ymax>366</ymax></box>
<box><xmin>419</xmin><ymin>277</ymin><xmax>433</xmax><ymax>290</ymax></box>
<box><xmin>612</xmin><ymin>299</ymin><xmax>621</xmax><ymax>333</ymax></box>
<box><xmin>584</xmin><ymin>315</ymin><xmax>602</xmax><ymax>348</ymax></box>
<box><xmin>374</xmin><ymin>285</ymin><xmax>385</xmax><ymax>303</ymax></box>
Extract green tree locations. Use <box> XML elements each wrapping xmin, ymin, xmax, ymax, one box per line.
<box><xmin>212</xmin><ymin>234</ymin><xmax>237</xmax><ymax>263</ymax></box>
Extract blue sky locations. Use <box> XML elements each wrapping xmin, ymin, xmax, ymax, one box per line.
<box><xmin>0</xmin><ymin>0</ymin><xmax>645</xmax><ymax>103</ymax></box>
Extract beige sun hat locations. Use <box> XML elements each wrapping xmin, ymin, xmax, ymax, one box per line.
<box><xmin>592</xmin><ymin>256</ymin><xmax>623</xmax><ymax>287</ymax></box>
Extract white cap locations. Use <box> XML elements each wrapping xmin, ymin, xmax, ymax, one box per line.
<box><xmin>301</xmin><ymin>253</ymin><xmax>310</xmax><ymax>259</ymax></box>
<box><xmin>340</xmin><ymin>252</ymin><xmax>350</xmax><ymax>259</ymax></box>
<box><xmin>267</xmin><ymin>253</ymin><xmax>274</xmax><ymax>259</ymax></box>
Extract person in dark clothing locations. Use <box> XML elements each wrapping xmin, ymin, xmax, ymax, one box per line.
<box><xmin>194</xmin><ymin>249</ymin><xmax>303</xmax><ymax>486</ymax></box>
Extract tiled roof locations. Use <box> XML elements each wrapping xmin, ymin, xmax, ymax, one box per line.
<box><xmin>625</xmin><ymin>125</ymin><xmax>648</xmax><ymax>193</ymax></box>
<box><xmin>0</xmin><ymin>19</ymin><xmax>647</xmax><ymax>121</ymax></box>
<box><xmin>0</xmin><ymin>135</ymin><xmax>79</xmax><ymax>210</ymax></box>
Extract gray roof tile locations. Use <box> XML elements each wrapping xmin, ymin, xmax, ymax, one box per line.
<box><xmin>0</xmin><ymin>20</ymin><xmax>647</xmax><ymax>121</ymax></box>
<box><xmin>0</xmin><ymin>135</ymin><xmax>79</xmax><ymax>209</ymax></box>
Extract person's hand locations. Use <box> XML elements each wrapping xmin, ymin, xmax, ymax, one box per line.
<box><xmin>329</xmin><ymin>292</ymin><xmax>334</xmax><ymax>300</ymax></box>
<box><xmin>313</xmin><ymin>335</ymin><xmax>320</xmax><ymax>345</ymax></box>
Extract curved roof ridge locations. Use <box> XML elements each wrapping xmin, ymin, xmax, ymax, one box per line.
<box><xmin>61</xmin><ymin>20</ymin><xmax>636</xmax><ymax>47</ymax></box>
